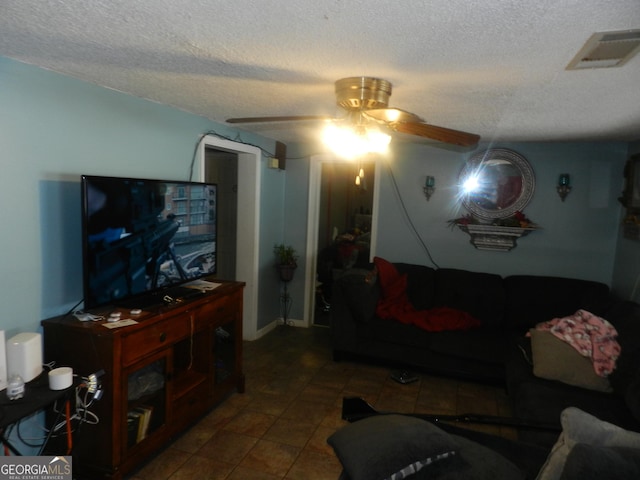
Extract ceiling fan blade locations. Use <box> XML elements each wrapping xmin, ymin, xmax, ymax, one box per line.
<box><xmin>391</xmin><ymin>122</ymin><xmax>480</xmax><ymax>147</ymax></box>
<box><xmin>364</xmin><ymin>108</ymin><xmax>424</xmax><ymax>124</ymax></box>
<box><xmin>226</xmin><ymin>115</ymin><xmax>333</xmax><ymax>124</ymax></box>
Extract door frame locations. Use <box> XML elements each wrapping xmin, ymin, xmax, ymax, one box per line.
<box><xmin>197</xmin><ymin>135</ymin><xmax>261</xmax><ymax>340</ymax></box>
<box><xmin>303</xmin><ymin>154</ymin><xmax>381</xmax><ymax>326</ymax></box>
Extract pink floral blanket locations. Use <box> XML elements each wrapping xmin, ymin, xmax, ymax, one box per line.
<box><xmin>533</xmin><ymin>309</ymin><xmax>621</xmax><ymax>377</ymax></box>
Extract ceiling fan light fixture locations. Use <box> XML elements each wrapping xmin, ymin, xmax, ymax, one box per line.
<box><xmin>322</xmin><ymin>123</ymin><xmax>390</xmax><ymax>159</ymax></box>
<box><xmin>335</xmin><ymin>77</ymin><xmax>392</xmax><ymax>110</ymax></box>
<box><xmin>228</xmin><ymin>76</ymin><xmax>479</xmax><ymax>148</ymax></box>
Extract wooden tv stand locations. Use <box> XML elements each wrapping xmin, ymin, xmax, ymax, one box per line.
<box><xmin>41</xmin><ymin>281</ymin><xmax>245</xmax><ymax>479</ymax></box>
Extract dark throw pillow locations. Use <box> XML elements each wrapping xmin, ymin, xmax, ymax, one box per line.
<box><xmin>327</xmin><ymin>415</ymin><xmax>458</xmax><ymax>480</ymax></box>
<box><xmin>410</xmin><ymin>434</ymin><xmax>525</xmax><ymax>480</ymax></box>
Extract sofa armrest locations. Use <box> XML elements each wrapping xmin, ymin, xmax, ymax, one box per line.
<box><xmin>505</xmin><ymin>336</ymin><xmax>640</xmax><ymax>448</ymax></box>
<box><xmin>330</xmin><ymin>270</ymin><xmax>380</xmax><ymax>352</ymax></box>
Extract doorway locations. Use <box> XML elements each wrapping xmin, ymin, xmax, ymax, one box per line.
<box><xmin>199</xmin><ymin>135</ymin><xmax>261</xmax><ymax>340</ymax></box>
<box><xmin>307</xmin><ymin>156</ymin><xmax>378</xmax><ymax>327</ymax></box>
<box><xmin>204</xmin><ymin>148</ymin><xmax>238</xmax><ymax>281</ymax></box>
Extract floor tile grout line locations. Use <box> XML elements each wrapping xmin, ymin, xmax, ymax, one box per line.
<box><xmin>129</xmin><ymin>328</ymin><xmax>514</xmax><ymax>480</ymax></box>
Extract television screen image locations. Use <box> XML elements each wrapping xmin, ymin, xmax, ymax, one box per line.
<box><xmin>81</xmin><ymin>175</ymin><xmax>217</xmax><ymax>309</ymax></box>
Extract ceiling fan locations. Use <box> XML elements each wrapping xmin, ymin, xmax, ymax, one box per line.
<box><xmin>226</xmin><ymin>76</ymin><xmax>480</xmax><ymax>148</ymax></box>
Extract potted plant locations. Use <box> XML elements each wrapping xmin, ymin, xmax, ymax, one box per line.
<box><xmin>274</xmin><ymin>243</ymin><xmax>298</xmax><ymax>282</ymax></box>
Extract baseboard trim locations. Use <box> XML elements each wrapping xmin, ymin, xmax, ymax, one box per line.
<box><xmin>253</xmin><ymin>317</ymin><xmax>306</xmax><ymax>340</ymax></box>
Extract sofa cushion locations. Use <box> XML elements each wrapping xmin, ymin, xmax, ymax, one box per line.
<box><xmin>529</xmin><ymin>329</ymin><xmax>612</xmax><ymax>392</ymax></box>
<box><xmin>503</xmin><ymin>275</ymin><xmax>610</xmax><ymax>332</ymax></box>
<box><xmin>559</xmin><ymin>443</ymin><xmax>640</xmax><ymax>480</ymax></box>
<box><xmin>327</xmin><ymin>414</ymin><xmax>458</xmax><ymax>480</ymax></box>
<box><xmin>598</xmin><ymin>301</ymin><xmax>640</xmax><ymax>422</ymax></box>
<box><xmin>512</xmin><ymin>378</ymin><xmax>635</xmax><ymax>443</ymax></box>
<box><xmin>609</xmin><ymin>347</ymin><xmax>640</xmax><ymax>423</ymax></box>
<box><xmin>605</xmin><ymin>300</ymin><xmax>640</xmax><ymax>349</ymax></box>
<box><xmin>433</xmin><ymin>268</ymin><xmax>505</xmax><ymax>328</ymax></box>
<box><xmin>536</xmin><ymin>407</ymin><xmax>640</xmax><ymax>480</ymax></box>
<box><xmin>429</xmin><ymin>330</ymin><xmax>512</xmax><ymax>365</ymax></box>
<box><xmin>374</xmin><ymin>258</ymin><xmax>481</xmax><ymax>332</ymax></box>
<box><xmin>621</xmin><ymin>357</ymin><xmax>640</xmax><ymax>423</ymax></box>
<box><xmin>394</xmin><ymin>263</ymin><xmax>437</xmax><ymax>311</ymax></box>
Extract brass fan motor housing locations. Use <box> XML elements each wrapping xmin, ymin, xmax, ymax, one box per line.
<box><xmin>226</xmin><ymin>76</ymin><xmax>480</xmax><ymax>147</ymax></box>
<box><xmin>335</xmin><ymin>77</ymin><xmax>392</xmax><ymax>110</ymax></box>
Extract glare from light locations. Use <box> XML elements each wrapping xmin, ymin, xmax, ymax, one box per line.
<box><xmin>385</xmin><ymin>110</ymin><xmax>402</xmax><ymax>122</ymax></box>
<box><xmin>323</xmin><ymin>124</ymin><xmax>391</xmax><ymax>159</ymax></box>
<box><xmin>366</xmin><ymin>128</ymin><xmax>391</xmax><ymax>153</ymax></box>
<box><xmin>462</xmin><ymin>175</ymin><xmax>480</xmax><ymax>194</ymax></box>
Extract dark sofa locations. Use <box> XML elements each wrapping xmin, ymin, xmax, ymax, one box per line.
<box><xmin>507</xmin><ymin>299</ymin><xmax>640</xmax><ymax>446</ymax></box>
<box><xmin>330</xmin><ymin>259</ymin><xmax>640</xmax><ymax>445</ymax></box>
<box><xmin>328</xmin><ymin>407</ymin><xmax>640</xmax><ymax>480</ymax></box>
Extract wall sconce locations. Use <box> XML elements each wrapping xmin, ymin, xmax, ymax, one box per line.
<box><xmin>557</xmin><ymin>173</ymin><xmax>572</xmax><ymax>202</ymax></box>
<box><xmin>423</xmin><ymin>176</ymin><xmax>436</xmax><ymax>201</ymax></box>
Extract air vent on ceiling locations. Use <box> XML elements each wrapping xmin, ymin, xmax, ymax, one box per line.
<box><xmin>567</xmin><ymin>29</ymin><xmax>640</xmax><ymax>70</ymax></box>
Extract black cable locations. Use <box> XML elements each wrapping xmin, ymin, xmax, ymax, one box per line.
<box><xmin>189</xmin><ymin>129</ymin><xmax>276</xmax><ymax>181</ymax></box>
<box><xmin>16</xmin><ymin>416</ymin><xmax>45</xmax><ymax>449</ymax></box>
<box><xmin>63</xmin><ymin>298</ymin><xmax>84</xmax><ymax>319</ymax></box>
<box><xmin>386</xmin><ymin>162</ymin><xmax>440</xmax><ymax>269</ymax></box>
<box><xmin>189</xmin><ymin>128</ymin><xmax>325</xmax><ymax>181</ymax></box>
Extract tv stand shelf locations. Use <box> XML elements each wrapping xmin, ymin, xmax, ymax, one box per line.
<box><xmin>41</xmin><ymin>280</ymin><xmax>245</xmax><ymax>480</ymax></box>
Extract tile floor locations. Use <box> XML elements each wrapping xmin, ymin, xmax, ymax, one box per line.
<box><xmin>128</xmin><ymin>326</ymin><xmax>516</xmax><ymax>480</ymax></box>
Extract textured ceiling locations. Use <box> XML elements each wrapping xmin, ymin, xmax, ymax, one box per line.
<box><xmin>1</xmin><ymin>0</ymin><xmax>639</xmax><ymax>145</ymax></box>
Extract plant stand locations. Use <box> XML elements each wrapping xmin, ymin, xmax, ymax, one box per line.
<box><xmin>279</xmin><ymin>279</ymin><xmax>293</xmax><ymax>327</ymax></box>
<box><xmin>276</xmin><ymin>265</ymin><xmax>296</xmax><ymax>327</ymax></box>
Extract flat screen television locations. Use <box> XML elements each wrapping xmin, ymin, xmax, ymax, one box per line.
<box><xmin>81</xmin><ymin>175</ymin><xmax>217</xmax><ymax>309</ymax></box>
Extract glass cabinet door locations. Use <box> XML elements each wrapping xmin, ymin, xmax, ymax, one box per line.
<box><xmin>125</xmin><ymin>356</ymin><xmax>167</xmax><ymax>450</ymax></box>
<box><xmin>213</xmin><ymin>320</ymin><xmax>236</xmax><ymax>385</ymax></box>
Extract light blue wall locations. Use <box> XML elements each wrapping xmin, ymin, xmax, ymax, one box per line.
<box><xmin>2</xmin><ymin>53</ymin><xmax>637</xmax><ymax>344</ymax></box>
<box><xmin>0</xmin><ymin>55</ymin><xmax>292</xmax><ymax>454</ymax></box>
<box><xmin>283</xmin><ymin>140</ymin><xmax>630</xmax><ymax>319</ymax></box>
<box><xmin>375</xmin><ymin>141</ymin><xmax>627</xmax><ymax>281</ymax></box>
<box><xmin>281</xmin><ymin>144</ymin><xmax>312</xmax><ymax>321</ymax></box>
<box><xmin>257</xmin><ymin>165</ymin><xmax>287</xmax><ymax>330</ymax></box>
<box><xmin>0</xmin><ymin>56</ymin><xmax>282</xmax><ymax>338</ymax></box>
<box><xmin>7</xmin><ymin>50</ymin><xmax>634</xmax><ymax>455</ymax></box>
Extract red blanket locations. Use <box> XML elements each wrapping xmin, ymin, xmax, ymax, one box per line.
<box><xmin>374</xmin><ymin>257</ymin><xmax>481</xmax><ymax>332</ymax></box>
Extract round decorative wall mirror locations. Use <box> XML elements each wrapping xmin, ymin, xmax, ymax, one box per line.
<box><xmin>459</xmin><ymin>148</ymin><xmax>535</xmax><ymax>220</ymax></box>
